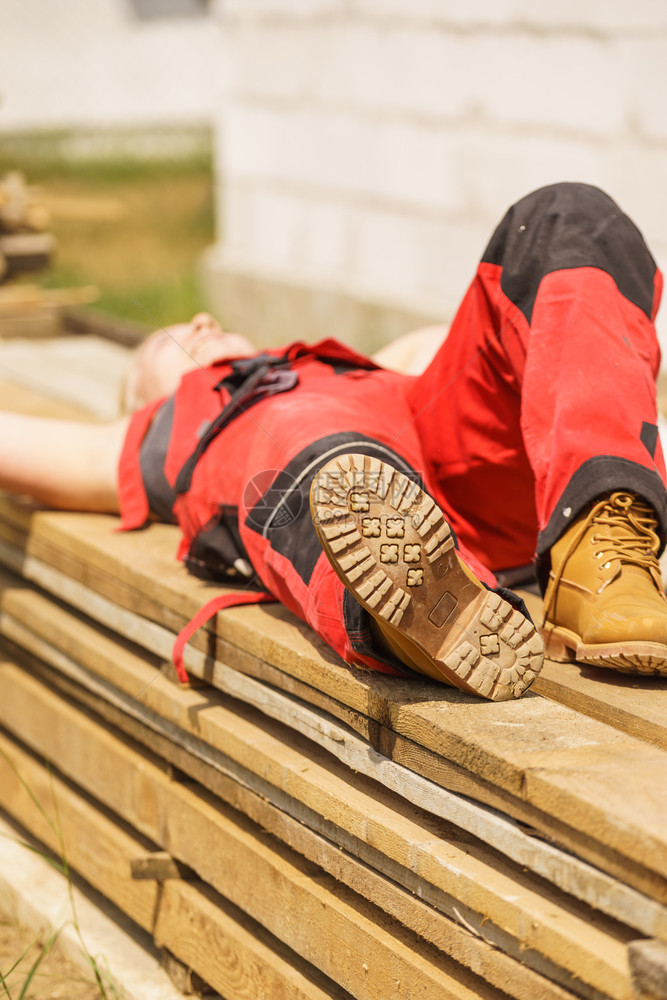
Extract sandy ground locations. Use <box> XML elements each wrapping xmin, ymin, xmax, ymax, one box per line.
<box><xmin>0</xmin><ymin>906</ymin><xmax>103</xmax><ymax>999</ymax></box>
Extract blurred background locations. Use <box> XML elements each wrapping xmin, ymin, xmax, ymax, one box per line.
<box><xmin>1</xmin><ymin>0</ymin><xmax>666</xmax><ymax>357</ymax></box>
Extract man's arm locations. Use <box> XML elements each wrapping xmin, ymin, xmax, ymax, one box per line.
<box><xmin>372</xmin><ymin>324</ymin><xmax>448</xmax><ymax>374</ymax></box>
<box><xmin>0</xmin><ymin>412</ymin><xmax>129</xmax><ymax>513</ymax></box>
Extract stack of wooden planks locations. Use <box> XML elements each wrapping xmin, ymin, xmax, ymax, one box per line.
<box><xmin>0</xmin><ymin>345</ymin><xmax>666</xmax><ymax>999</ymax></box>
<box><xmin>0</xmin><ymin>171</ymin><xmax>53</xmax><ymax>285</ymax></box>
<box><xmin>0</xmin><ymin>285</ymin><xmax>100</xmax><ymax>339</ymax></box>
<box><xmin>0</xmin><ymin>171</ymin><xmax>105</xmax><ymax>336</ymax></box>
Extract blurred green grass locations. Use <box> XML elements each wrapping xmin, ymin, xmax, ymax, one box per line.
<box><xmin>0</xmin><ymin>130</ymin><xmax>215</xmax><ymax>330</ymax></box>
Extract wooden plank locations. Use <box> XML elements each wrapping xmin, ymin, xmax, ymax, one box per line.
<box><xmin>0</xmin><ymin>284</ymin><xmax>97</xmax><ymax>312</ymax></box>
<box><xmin>0</xmin><ymin>673</ymin><xmax>512</xmax><ymax>1000</ymax></box>
<box><xmin>628</xmin><ymin>939</ymin><xmax>667</xmax><ymax>1000</ymax></box>
<box><xmin>522</xmin><ymin>592</ymin><xmax>667</xmax><ymax>752</ymax></box>
<box><xmin>0</xmin><ymin>549</ymin><xmax>533</xmax><ymax>808</ymax></box>
<box><xmin>0</xmin><ymin>309</ymin><xmax>60</xmax><ymax>338</ymax></box>
<box><xmin>63</xmin><ymin>307</ymin><xmax>148</xmax><ymax>348</ymax></box>
<box><xmin>4</xmin><ymin>539</ymin><xmax>661</xmax><ymax>928</ymax></box>
<box><xmin>0</xmin><ymin>731</ymin><xmax>352</xmax><ymax>1000</ymax></box>
<box><xmin>4</xmin><ymin>640</ymin><xmax>582</xmax><ymax>1000</ymax></box>
<box><xmin>0</xmin><ymin>728</ymin><xmax>160</xmax><ymax>931</ymax></box>
<box><xmin>0</xmin><ymin>656</ymin><xmax>620</xmax><ymax>998</ymax></box>
<box><xmin>1</xmin><ymin>373</ymin><xmax>664</xmax><ymax>758</ymax></box>
<box><xmin>0</xmin><ymin>336</ymin><xmax>129</xmax><ymax>420</ymax></box>
<box><xmin>0</xmin><ymin>379</ymin><xmax>95</xmax><ymax>420</ymax></box>
<box><xmin>0</xmin><ymin>232</ymin><xmax>54</xmax><ymax>278</ymax></box>
<box><xmin>27</xmin><ymin>506</ymin><xmax>667</xmax><ymax>767</ymax></box>
<box><xmin>130</xmin><ymin>852</ymin><xmax>190</xmax><ymax>881</ymax></box>
<box><xmin>1</xmin><ymin>572</ymin><xmax>665</xmax><ymax>945</ymax></box>
<box><xmin>156</xmin><ymin>948</ymin><xmax>209</xmax><ymax>997</ymax></box>
<box><xmin>0</xmin><ymin>651</ymin><xmax>648</xmax><ymax>1000</ymax></box>
<box><xmin>0</xmin><ymin>526</ymin><xmax>666</xmax><ymax>910</ymax></box>
<box><xmin>0</xmin><ymin>556</ymin><xmax>664</xmax><ymax>920</ymax></box>
<box><xmin>534</xmin><ymin>661</ymin><xmax>667</xmax><ymax>753</ymax></box>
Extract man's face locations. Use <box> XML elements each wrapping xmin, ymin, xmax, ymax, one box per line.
<box><xmin>123</xmin><ymin>313</ymin><xmax>254</xmax><ymax>411</ymax></box>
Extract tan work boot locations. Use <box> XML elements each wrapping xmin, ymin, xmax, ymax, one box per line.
<box><xmin>542</xmin><ymin>491</ymin><xmax>667</xmax><ymax>674</ymax></box>
<box><xmin>310</xmin><ymin>453</ymin><xmax>544</xmax><ymax>701</ymax></box>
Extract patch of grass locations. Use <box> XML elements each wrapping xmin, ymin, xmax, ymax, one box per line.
<box><xmin>95</xmin><ymin>272</ymin><xmax>208</xmax><ymax>331</ymax></box>
<box><xmin>0</xmin><ymin>127</ymin><xmax>212</xmax><ymax>184</ymax></box>
<box><xmin>0</xmin><ymin>923</ymin><xmax>61</xmax><ymax>1000</ymax></box>
<box><xmin>4</xmin><ymin>131</ymin><xmax>215</xmax><ymax>330</ymax></box>
<box><xmin>0</xmin><ymin>750</ymin><xmax>119</xmax><ymax>999</ymax></box>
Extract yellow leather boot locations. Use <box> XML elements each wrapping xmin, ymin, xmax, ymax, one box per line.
<box><xmin>542</xmin><ymin>492</ymin><xmax>667</xmax><ymax>674</ymax></box>
<box><xmin>310</xmin><ymin>452</ymin><xmax>544</xmax><ymax>701</ymax></box>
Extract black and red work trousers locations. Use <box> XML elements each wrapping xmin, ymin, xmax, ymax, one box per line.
<box><xmin>122</xmin><ymin>182</ymin><xmax>667</xmax><ymax>677</ymax></box>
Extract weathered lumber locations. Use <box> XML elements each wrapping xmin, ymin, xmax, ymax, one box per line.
<box><xmin>156</xmin><ymin>949</ymin><xmax>209</xmax><ymax>998</ymax></box>
<box><xmin>628</xmin><ymin>939</ymin><xmax>667</xmax><ymax>1000</ymax></box>
<box><xmin>3</xmin><ymin>647</ymin><xmax>582</xmax><ymax>1000</ymax></box>
<box><xmin>0</xmin><ymin>687</ymin><xmax>514</xmax><ymax>1000</ymax></box>
<box><xmin>62</xmin><ymin>306</ymin><xmax>148</xmax><ymax>347</ymax></box>
<box><xmin>0</xmin><ymin>730</ymin><xmax>353</xmax><ymax>1000</ymax></box>
<box><xmin>1</xmin><ymin>566</ymin><xmax>665</xmax><ymax>947</ymax></box>
<box><xmin>0</xmin><ymin>643</ymin><xmax>652</xmax><ymax>1000</ymax></box>
<box><xmin>0</xmin><ymin>304</ymin><xmax>61</xmax><ymax>338</ymax></box>
<box><xmin>152</xmin><ymin>878</ymin><xmax>353</xmax><ymax>1000</ymax></box>
<box><xmin>1</xmin><ymin>638</ymin><xmax>584</xmax><ymax>1000</ymax></box>
<box><xmin>533</xmin><ymin>660</ymin><xmax>667</xmax><ymax>752</ymax></box>
<box><xmin>0</xmin><ymin>338</ymin><xmax>128</xmax><ymax>419</ymax></box>
<box><xmin>0</xmin><ymin>288</ymin><xmax>99</xmax><ymax>340</ymax></box>
<box><xmin>0</xmin><ymin>284</ymin><xmax>98</xmax><ymax>313</ymax></box>
<box><xmin>0</xmin><ymin>727</ymin><xmax>161</xmax><ymax>931</ymax></box>
<box><xmin>523</xmin><ymin>591</ymin><xmax>667</xmax><ymax>752</ymax></box>
<box><xmin>0</xmin><ymin>171</ymin><xmax>49</xmax><ymax>234</ymax></box>
<box><xmin>0</xmin><ymin>233</ymin><xmax>54</xmax><ymax>279</ymax></box>
<box><xmin>130</xmin><ymin>852</ymin><xmax>191</xmax><ymax>881</ymax></box>
<box><xmin>1</xmin><ymin>367</ymin><xmax>666</xmax><ymax>998</ymax></box>
<box><xmin>0</xmin><ymin>508</ymin><xmax>666</xmax><ymax>908</ymax></box>
<box><xmin>0</xmin><ymin>170</ymin><xmax>52</xmax><ymax>284</ymax></box>
<box><xmin>0</xmin><ymin>380</ymin><xmax>95</xmax><ymax>420</ymax></box>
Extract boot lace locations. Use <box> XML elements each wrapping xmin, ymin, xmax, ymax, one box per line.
<box><xmin>589</xmin><ymin>492</ymin><xmax>660</xmax><ymax>571</ymax></box>
<box><xmin>542</xmin><ymin>492</ymin><xmax>662</xmax><ymax>625</ymax></box>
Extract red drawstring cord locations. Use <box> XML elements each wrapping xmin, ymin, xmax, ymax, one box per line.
<box><xmin>172</xmin><ymin>590</ymin><xmax>274</xmax><ymax>683</ymax></box>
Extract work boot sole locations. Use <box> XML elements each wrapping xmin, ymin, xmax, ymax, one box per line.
<box><xmin>542</xmin><ymin>622</ymin><xmax>667</xmax><ymax>675</ymax></box>
<box><xmin>310</xmin><ymin>453</ymin><xmax>544</xmax><ymax>701</ymax></box>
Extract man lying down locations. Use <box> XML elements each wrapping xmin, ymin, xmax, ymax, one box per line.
<box><xmin>2</xmin><ymin>183</ymin><xmax>667</xmax><ymax>701</ymax></box>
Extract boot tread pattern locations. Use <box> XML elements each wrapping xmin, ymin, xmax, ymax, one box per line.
<box><xmin>312</xmin><ymin>454</ymin><xmax>543</xmax><ymax>700</ymax></box>
<box><xmin>542</xmin><ymin>624</ymin><xmax>667</xmax><ymax>675</ymax></box>
<box><xmin>593</xmin><ymin>652</ymin><xmax>667</xmax><ymax>674</ymax></box>
<box><xmin>585</xmin><ymin>652</ymin><xmax>667</xmax><ymax>674</ymax></box>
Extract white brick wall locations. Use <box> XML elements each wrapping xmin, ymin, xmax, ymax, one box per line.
<box><xmin>0</xmin><ymin>0</ymin><xmax>222</xmax><ymax>131</ymax></box>
<box><xmin>5</xmin><ymin>0</ymin><xmax>665</xmax><ymax>350</ymax></box>
<box><xmin>359</xmin><ymin>0</ymin><xmax>666</xmax><ymax>30</ymax></box>
<box><xmin>209</xmin><ymin>2</ymin><xmax>667</xmax><ymax>351</ymax></box>
<box><xmin>220</xmin><ymin>0</ymin><xmax>667</xmax><ymax>32</ymax></box>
